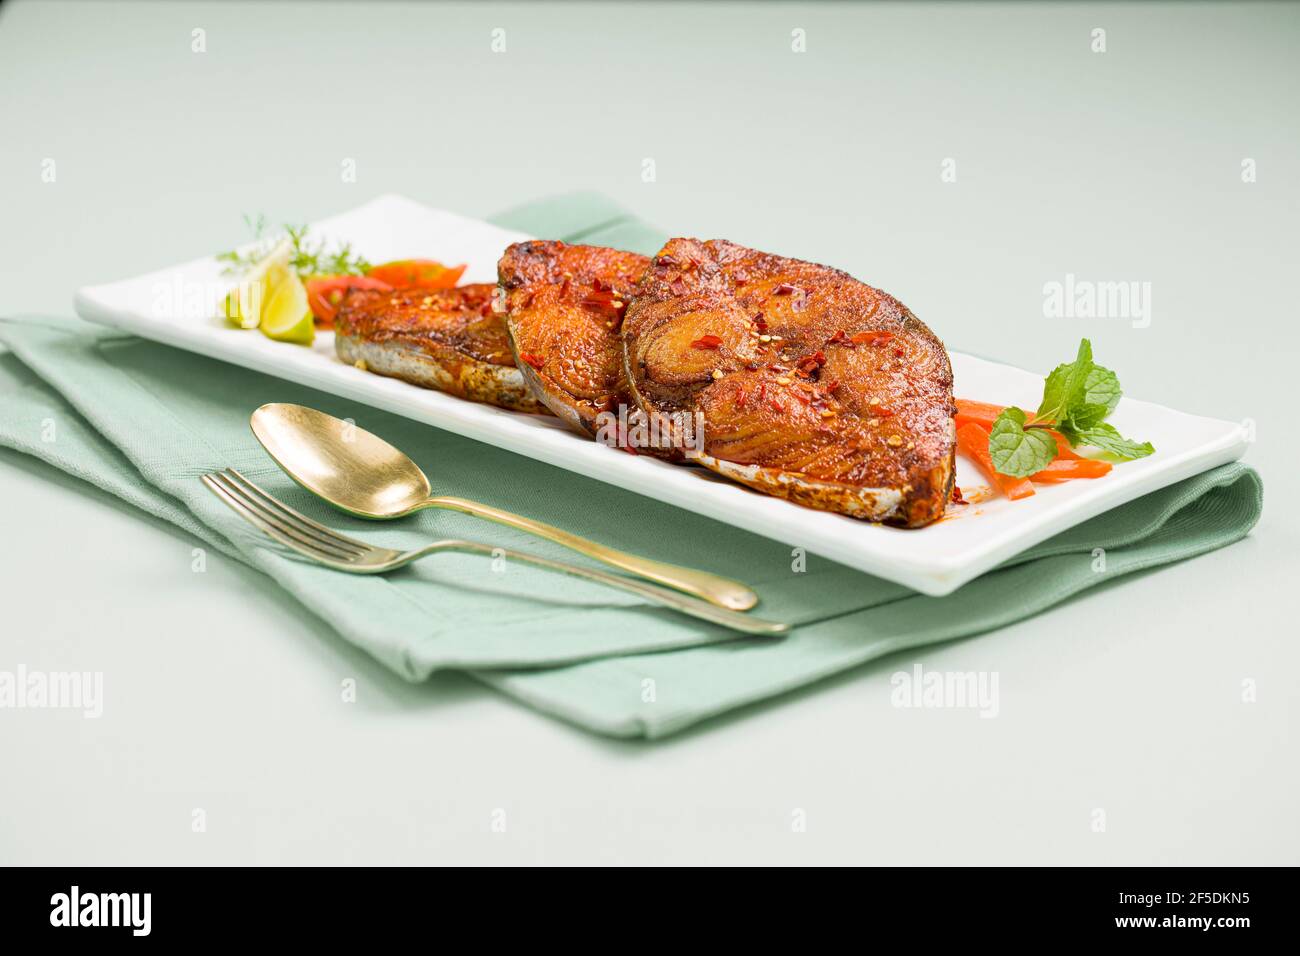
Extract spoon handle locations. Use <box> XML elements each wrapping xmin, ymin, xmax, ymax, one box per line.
<box><xmin>410</xmin><ymin>541</ymin><xmax>786</xmax><ymax>637</ymax></box>
<box><xmin>424</xmin><ymin>496</ymin><xmax>760</xmax><ymax>611</ymax></box>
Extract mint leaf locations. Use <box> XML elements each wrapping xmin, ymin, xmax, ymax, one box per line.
<box><xmin>1074</xmin><ymin>422</ymin><xmax>1155</xmax><ymax>460</ymax></box>
<box><xmin>1036</xmin><ymin>339</ymin><xmax>1094</xmax><ymax>424</ymax></box>
<box><xmin>989</xmin><ymin>407</ymin><xmax>1059</xmax><ymax>477</ymax></box>
<box><xmin>1036</xmin><ymin>365</ymin><xmax>1074</xmax><ymax>423</ymax></box>
<box><xmin>1064</xmin><ymin>401</ymin><xmax>1112</xmax><ymax>431</ymax></box>
<box><xmin>972</xmin><ymin>339</ymin><xmax>1156</xmax><ymax>483</ymax></box>
<box><xmin>1082</xmin><ymin>364</ymin><xmax>1122</xmax><ymax>415</ymax></box>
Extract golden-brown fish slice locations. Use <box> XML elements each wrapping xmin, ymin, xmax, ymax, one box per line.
<box><xmin>335</xmin><ymin>283</ymin><xmax>549</xmax><ymax>414</ymax></box>
<box><xmin>497</xmin><ymin>240</ymin><xmax>650</xmax><ymax>435</ymax></box>
<box><xmin>622</xmin><ymin>238</ymin><xmax>956</xmax><ymax>527</ymax></box>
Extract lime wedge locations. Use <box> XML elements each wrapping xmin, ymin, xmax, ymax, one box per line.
<box><xmin>259</xmin><ymin>268</ymin><xmax>314</xmax><ymax>345</ymax></box>
<box><xmin>223</xmin><ymin>240</ymin><xmax>292</xmax><ymax>329</ymax></box>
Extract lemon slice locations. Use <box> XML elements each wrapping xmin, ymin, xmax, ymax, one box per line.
<box><xmin>258</xmin><ymin>268</ymin><xmax>315</xmax><ymax>345</ymax></box>
<box><xmin>223</xmin><ymin>240</ymin><xmax>292</xmax><ymax>329</ymax></box>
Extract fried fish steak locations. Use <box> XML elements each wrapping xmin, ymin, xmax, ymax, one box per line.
<box><xmin>497</xmin><ymin>240</ymin><xmax>650</xmax><ymax>435</ymax></box>
<box><xmin>622</xmin><ymin>239</ymin><xmax>956</xmax><ymax>527</ymax></box>
<box><xmin>334</xmin><ymin>283</ymin><xmax>548</xmax><ymax>414</ymax></box>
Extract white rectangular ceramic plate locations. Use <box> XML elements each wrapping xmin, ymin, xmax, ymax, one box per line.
<box><xmin>74</xmin><ymin>194</ymin><xmax>1249</xmax><ymax>595</ymax></box>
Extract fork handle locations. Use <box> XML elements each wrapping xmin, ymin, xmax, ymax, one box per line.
<box><xmin>423</xmin><ymin>496</ymin><xmax>760</xmax><ymax>612</ymax></box>
<box><xmin>410</xmin><ymin>540</ymin><xmax>788</xmax><ymax>637</ymax></box>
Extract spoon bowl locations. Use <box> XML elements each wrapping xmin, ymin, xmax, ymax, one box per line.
<box><xmin>252</xmin><ymin>403</ymin><xmax>432</xmax><ymax>518</ymax></box>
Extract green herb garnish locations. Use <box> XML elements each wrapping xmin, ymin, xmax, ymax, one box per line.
<box><xmin>988</xmin><ymin>407</ymin><xmax>1060</xmax><ymax>477</ymax></box>
<box><xmin>989</xmin><ymin>339</ymin><xmax>1154</xmax><ymax>477</ymax></box>
<box><xmin>216</xmin><ymin>215</ymin><xmax>371</xmax><ymax>278</ymax></box>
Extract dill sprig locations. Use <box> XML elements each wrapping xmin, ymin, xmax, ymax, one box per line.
<box><xmin>216</xmin><ymin>214</ymin><xmax>371</xmax><ymax>277</ymax></box>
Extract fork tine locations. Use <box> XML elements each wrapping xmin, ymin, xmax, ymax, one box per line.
<box><xmin>203</xmin><ymin>474</ymin><xmax>347</xmax><ymax>563</ymax></box>
<box><xmin>221</xmin><ymin>469</ymin><xmax>369</xmax><ymax>556</ymax></box>
<box><xmin>205</xmin><ymin>473</ymin><xmax>363</xmax><ymax>561</ymax></box>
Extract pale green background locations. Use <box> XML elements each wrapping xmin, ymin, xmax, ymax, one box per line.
<box><xmin>1</xmin><ymin>1</ymin><xmax>1296</xmax><ymax>864</ymax></box>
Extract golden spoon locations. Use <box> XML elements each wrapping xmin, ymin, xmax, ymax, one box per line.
<box><xmin>249</xmin><ymin>403</ymin><xmax>760</xmax><ymax>611</ymax></box>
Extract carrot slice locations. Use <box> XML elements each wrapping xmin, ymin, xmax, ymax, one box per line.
<box><xmin>956</xmin><ymin>422</ymin><xmax>1035</xmax><ymax>500</ymax></box>
<box><xmin>1050</xmin><ymin>432</ymin><xmax>1082</xmax><ymax>460</ymax></box>
<box><xmin>1029</xmin><ymin>458</ymin><xmax>1112</xmax><ymax>482</ymax></box>
<box><xmin>954</xmin><ymin>398</ymin><xmax>1006</xmax><ymax>426</ymax></box>
<box><xmin>955</xmin><ymin>398</ymin><xmax>1115</xmax><ymax>495</ymax></box>
<box><xmin>956</xmin><ymin>398</ymin><xmax>1081</xmax><ymax>459</ymax></box>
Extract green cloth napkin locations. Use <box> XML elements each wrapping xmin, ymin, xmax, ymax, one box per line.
<box><xmin>0</xmin><ymin>193</ymin><xmax>1263</xmax><ymax>739</ymax></box>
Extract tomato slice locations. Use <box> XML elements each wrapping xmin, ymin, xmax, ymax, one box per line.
<box><xmin>305</xmin><ymin>275</ymin><xmax>391</xmax><ymax>327</ymax></box>
<box><xmin>366</xmin><ymin>259</ymin><xmax>466</xmax><ymax>290</ymax></box>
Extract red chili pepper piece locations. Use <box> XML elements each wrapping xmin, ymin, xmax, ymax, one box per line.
<box><xmin>852</xmin><ymin>330</ymin><xmax>895</xmax><ymax>347</ymax></box>
<box><xmin>690</xmin><ymin>334</ymin><xmax>724</xmax><ymax>350</ymax></box>
<box><xmin>795</xmin><ymin>350</ymin><xmax>827</xmax><ymax>376</ymax></box>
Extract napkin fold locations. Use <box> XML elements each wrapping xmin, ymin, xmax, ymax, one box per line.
<box><xmin>0</xmin><ymin>193</ymin><xmax>1263</xmax><ymax>738</ymax></box>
